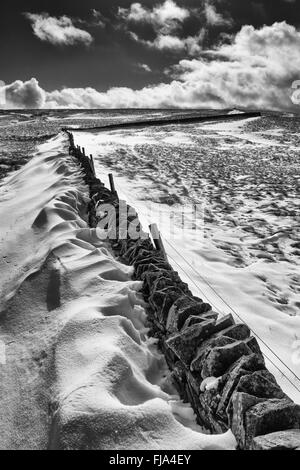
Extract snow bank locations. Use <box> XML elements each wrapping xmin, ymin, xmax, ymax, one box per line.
<box><xmin>0</xmin><ymin>133</ymin><xmax>236</xmax><ymax>449</ymax></box>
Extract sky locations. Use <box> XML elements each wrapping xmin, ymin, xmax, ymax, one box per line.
<box><xmin>1</xmin><ymin>0</ymin><xmax>300</xmax><ymax>110</ymax></box>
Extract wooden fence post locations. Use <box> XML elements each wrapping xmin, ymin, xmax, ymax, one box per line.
<box><xmin>108</xmin><ymin>173</ymin><xmax>116</xmax><ymax>194</ymax></box>
<box><xmin>90</xmin><ymin>155</ymin><xmax>96</xmax><ymax>176</ymax></box>
<box><xmin>149</xmin><ymin>223</ymin><xmax>168</xmax><ymax>260</ymax></box>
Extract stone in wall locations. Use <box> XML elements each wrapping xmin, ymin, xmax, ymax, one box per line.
<box><xmin>191</xmin><ymin>335</ymin><xmax>236</xmax><ymax>373</ymax></box>
<box><xmin>244</xmin><ymin>337</ymin><xmax>263</xmax><ymax>357</ymax></box>
<box><xmin>217</xmin><ymin>353</ymin><xmax>266</xmax><ymax>423</ymax></box>
<box><xmin>122</xmin><ymin>240</ymin><xmax>153</xmax><ymax>263</ymax></box>
<box><xmin>171</xmin><ymin>362</ymin><xmax>187</xmax><ymax>398</ymax></box>
<box><xmin>244</xmin><ymin>399</ymin><xmax>300</xmax><ymax>449</ymax></box>
<box><xmin>142</xmin><ymin>269</ymin><xmax>183</xmax><ymax>297</ymax></box>
<box><xmin>182</xmin><ymin>312</ymin><xmax>218</xmax><ymax>330</ymax></box>
<box><xmin>201</xmin><ymin>340</ymin><xmax>253</xmax><ymax>379</ymax></box>
<box><xmin>236</xmin><ymin>370</ymin><xmax>288</xmax><ymax>400</ymax></box>
<box><xmin>251</xmin><ymin>429</ymin><xmax>300</xmax><ymax>450</ymax></box>
<box><xmin>166</xmin><ymin>296</ymin><xmax>212</xmax><ymax>334</ymax></box>
<box><xmin>198</xmin><ymin>387</ymin><xmax>229</xmax><ymax>433</ymax></box>
<box><xmin>166</xmin><ymin>319</ymin><xmax>217</xmax><ymax>367</ymax></box>
<box><xmin>135</xmin><ymin>259</ymin><xmax>171</xmax><ymax>279</ymax></box>
<box><xmin>213</xmin><ymin>314</ymin><xmax>235</xmax><ymax>333</ymax></box>
<box><xmin>229</xmin><ymin>392</ymin><xmax>266</xmax><ymax>449</ymax></box>
<box><xmin>215</xmin><ymin>323</ymin><xmax>251</xmax><ymax>341</ymax></box>
<box><xmin>157</xmin><ymin>289</ymin><xmax>188</xmax><ymax>325</ymax></box>
<box><xmin>152</xmin><ymin>277</ymin><xmax>189</xmax><ymax>299</ymax></box>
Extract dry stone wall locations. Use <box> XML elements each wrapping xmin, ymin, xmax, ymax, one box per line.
<box><xmin>66</xmin><ymin>131</ymin><xmax>300</xmax><ymax>451</ymax></box>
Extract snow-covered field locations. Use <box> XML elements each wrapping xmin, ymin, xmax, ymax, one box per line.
<box><xmin>0</xmin><ymin>133</ymin><xmax>236</xmax><ymax>450</ymax></box>
<box><xmin>73</xmin><ymin>114</ymin><xmax>300</xmax><ymax>403</ymax></box>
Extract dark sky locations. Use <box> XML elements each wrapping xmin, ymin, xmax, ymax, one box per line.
<box><xmin>1</xmin><ymin>0</ymin><xmax>299</xmax><ymax>92</ymax></box>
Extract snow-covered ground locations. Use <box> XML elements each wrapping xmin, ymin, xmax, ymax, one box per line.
<box><xmin>73</xmin><ymin>116</ymin><xmax>300</xmax><ymax>404</ymax></box>
<box><xmin>0</xmin><ymin>133</ymin><xmax>236</xmax><ymax>450</ymax></box>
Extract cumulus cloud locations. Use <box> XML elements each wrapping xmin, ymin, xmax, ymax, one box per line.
<box><xmin>119</xmin><ymin>0</ymin><xmax>190</xmax><ymax>34</ymax></box>
<box><xmin>204</xmin><ymin>1</ymin><xmax>233</xmax><ymax>27</ymax></box>
<box><xmin>170</xmin><ymin>21</ymin><xmax>300</xmax><ymax>110</ymax></box>
<box><xmin>3</xmin><ymin>22</ymin><xmax>300</xmax><ymax>111</ymax></box>
<box><xmin>3</xmin><ymin>78</ymin><xmax>46</xmax><ymax>109</ymax></box>
<box><xmin>119</xmin><ymin>0</ymin><xmax>203</xmax><ymax>53</ymax></box>
<box><xmin>137</xmin><ymin>63</ymin><xmax>152</xmax><ymax>72</ymax></box>
<box><xmin>90</xmin><ymin>9</ymin><xmax>106</xmax><ymax>28</ymax></box>
<box><xmin>131</xmin><ymin>30</ymin><xmax>204</xmax><ymax>54</ymax></box>
<box><xmin>45</xmin><ymin>82</ymin><xmax>197</xmax><ymax>109</ymax></box>
<box><xmin>25</xmin><ymin>13</ymin><xmax>93</xmax><ymax>46</ymax></box>
<box><xmin>119</xmin><ymin>0</ymin><xmax>234</xmax><ymax>53</ymax></box>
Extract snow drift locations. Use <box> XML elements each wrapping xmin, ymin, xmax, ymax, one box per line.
<box><xmin>0</xmin><ymin>133</ymin><xmax>236</xmax><ymax>450</ymax></box>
